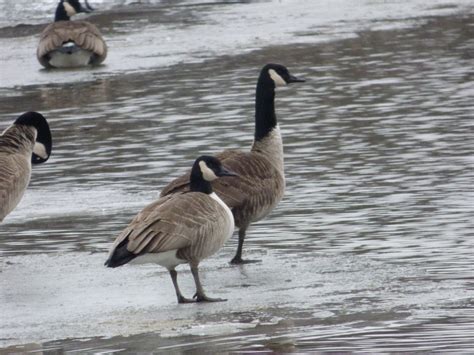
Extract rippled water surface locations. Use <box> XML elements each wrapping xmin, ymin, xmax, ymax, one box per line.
<box><xmin>0</xmin><ymin>0</ymin><xmax>473</xmax><ymax>353</ymax></box>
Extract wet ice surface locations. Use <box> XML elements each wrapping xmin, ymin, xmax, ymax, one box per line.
<box><xmin>2</xmin><ymin>251</ymin><xmax>471</xmax><ymax>352</ymax></box>
<box><xmin>1</xmin><ymin>0</ymin><xmax>474</xmax><ymax>353</ymax></box>
<box><xmin>0</xmin><ymin>0</ymin><xmax>473</xmax><ymax>87</ymax></box>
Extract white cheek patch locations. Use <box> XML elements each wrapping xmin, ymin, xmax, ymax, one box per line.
<box><xmin>269</xmin><ymin>69</ymin><xmax>287</xmax><ymax>87</ymax></box>
<box><xmin>199</xmin><ymin>161</ymin><xmax>218</xmax><ymax>181</ymax></box>
<box><xmin>63</xmin><ymin>2</ymin><xmax>77</xmax><ymax>17</ymax></box>
<box><xmin>33</xmin><ymin>142</ymin><xmax>48</xmax><ymax>159</ymax></box>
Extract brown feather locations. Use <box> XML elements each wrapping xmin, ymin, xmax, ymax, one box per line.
<box><xmin>109</xmin><ymin>192</ymin><xmax>233</xmax><ymax>263</ymax></box>
<box><xmin>160</xmin><ymin>148</ymin><xmax>284</xmax><ymax>229</ymax></box>
<box><xmin>0</xmin><ymin>126</ymin><xmax>35</xmax><ymax>222</ymax></box>
<box><xmin>37</xmin><ymin>20</ymin><xmax>107</xmax><ymax>66</ymax></box>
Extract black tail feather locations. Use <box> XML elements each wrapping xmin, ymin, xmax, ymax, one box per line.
<box><xmin>104</xmin><ymin>237</ymin><xmax>137</xmax><ymax>268</ymax></box>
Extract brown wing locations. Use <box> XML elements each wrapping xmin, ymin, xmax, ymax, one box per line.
<box><xmin>109</xmin><ymin>192</ymin><xmax>227</xmax><ymax>257</ymax></box>
<box><xmin>0</xmin><ymin>153</ymin><xmax>30</xmax><ymax>222</ymax></box>
<box><xmin>213</xmin><ymin>150</ymin><xmax>283</xmax><ymax>211</ymax></box>
<box><xmin>159</xmin><ymin>171</ymin><xmax>191</xmax><ymax>197</ymax></box>
<box><xmin>159</xmin><ymin>151</ymin><xmax>248</xmax><ymax>198</ymax></box>
<box><xmin>37</xmin><ymin>21</ymin><xmax>107</xmax><ymax>64</ymax></box>
<box><xmin>159</xmin><ymin>152</ymin><xmax>244</xmax><ymax>198</ymax></box>
<box><xmin>160</xmin><ymin>150</ymin><xmax>282</xmax><ymax>210</ymax></box>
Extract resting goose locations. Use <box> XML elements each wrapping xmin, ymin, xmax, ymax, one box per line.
<box><xmin>105</xmin><ymin>156</ymin><xmax>237</xmax><ymax>304</ymax></box>
<box><xmin>160</xmin><ymin>64</ymin><xmax>305</xmax><ymax>264</ymax></box>
<box><xmin>37</xmin><ymin>0</ymin><xmax>107</xmax><ymax>68</ymax></box>
<box><xmin>0</xmin><ymin>112</ymin><xmax>52</xmax><ymax>222</ymax></box>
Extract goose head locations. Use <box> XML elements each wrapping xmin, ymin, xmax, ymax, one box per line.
<box><xmin>190</xmin><ymin>156</ymin><xmax>237</xmax><ymax>193</ymax></box>
<box><xmin>55</xmin><ymin>0</ymin><xmax>93</xmax><ymax>21</ymax></box>
<box><xmin>14</xmin><ymin>112</ymin><xmax>52</xmax><ymax>164</ymax></box>
<box><xmin>253</xmin><ymin>64</ymin><xmax>305</xmax><ymax>141</ymax></box>
<box><xmin>196</xmin><ymin>156</ymin><xmax>237</xmax><ymax>182</ymax></box>
<box><xmin>260</xmin><ymin>63</ymin><xmax>305</xmax><ymax>88</ymax></box>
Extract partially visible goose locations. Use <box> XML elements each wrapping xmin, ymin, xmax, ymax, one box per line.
<box><xmin>160</xmin><ymin>64</ymin><xmax>305</xmax><ymax>264</ymax></box>
<box><xmin>37</xmin><ymin>0</ymin><xmax>107</xmax><ymax>68</ymax></box>
<box><xmin>0</xmin><ymin>112</ymin><xmax>52</xmax><ymax>222</ymax></box>
<box><xmin>105</xmin><ymin>156</ymin><xmax>237</xmax><ymax>304</ymax></box>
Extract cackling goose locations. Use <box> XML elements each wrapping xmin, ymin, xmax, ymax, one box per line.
<box><xmin>105</xmin><ymin>155</ymin><xmax>237</xmax><ymax>304</ymax></box>
<box><xmin>37</xmin><ymin>0</ymin><xmax>107</xmax><ymax>68</ymax></box>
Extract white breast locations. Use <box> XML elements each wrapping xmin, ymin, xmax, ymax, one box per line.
<box><xmin>252</xmin><ymin>125</ymin><xmax>284</xmax><ymax>175</ymax></box>
<box><xmin>210</xmin><ymin>192</ymin><xmax>234</xmax><ymax>241</ymax></box>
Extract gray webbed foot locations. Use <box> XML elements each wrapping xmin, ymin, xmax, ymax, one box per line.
<box><xmin>193</xmin><ymin>293</ymin><xmax>227</xmax><ymax>302</ymax></box>
<box><xmin>230</xmin><ymin>256</ymin><xmax>261</xmax><ymax>265</ymax></box>
<box><xmin>177</xmin><ymin>295</ymin><xmax>196</xmax><ymax>304</ymax></box>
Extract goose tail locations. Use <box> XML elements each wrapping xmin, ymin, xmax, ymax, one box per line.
<box><xmin>104</xmin><ymin>237</ymin><xmax>137</xmax><ymax>268</ymax></box>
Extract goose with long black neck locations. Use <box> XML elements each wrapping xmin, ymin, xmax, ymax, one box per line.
<box><xmin>161</xmin><ymin>63</ymin><xmax>305</xmax><ymax>264</ymax></box>
<box><xmin>105</xmin><ymin>155</ymin><xmax>237</xmax><ymax>304</ymax></box>
<box><xmin>37</xmin><ymin>0</ymin><xmax>107</xmax><ymax>68</ymax></box>
<box><xmin>0</xmin><ymin>112</ymin><xmax>52</xmax><ymax>222</ymax></box>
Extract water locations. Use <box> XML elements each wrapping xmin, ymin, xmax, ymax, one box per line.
<box><xmin>1</xmin><ymin>0</ymin><xmax>473</xmax><ymax>87</ymax></box>
<box><xmin>1</xmin><ymin>0</ymin><xmax>474</xmax><ymax>353</ymax></box>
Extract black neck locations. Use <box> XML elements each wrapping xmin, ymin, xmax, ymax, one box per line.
<box><xmin>254</xmin><ymin>76</ymin><xmax>277</xmax><ymax>141</ymax></box>
<box><xmin>190</xmin><ymin>169</ymin><xmax>213</xmax><ymax>194</ymax></box>
<box><xmin>55</xmin><ymin>3</ymin><xmax>70</xmax><ymax>21</ymax></box>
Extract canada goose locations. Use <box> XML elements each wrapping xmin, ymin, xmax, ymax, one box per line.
<box><xmin>37</xmin><ymin>0</ymin><xmax>107</xmax><ymax>68</ymax></box>
<box><xmin>160</xmin><ymin>64</ymin><xmax>305</xmax><ymax>264</ymax></box>
<box><xmin>0</xmin><ymin>112</ymin><xmax>52</xmax><ymax>222</ymax></box>
<box><xmin>105</xmin><ymin>156</ymin><xmax>237</xmax><ymax>304</ymax></box>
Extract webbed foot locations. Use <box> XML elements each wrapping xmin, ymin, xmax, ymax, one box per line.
<box><xmin>193</xmin><ymin>293</ymin><xmax>227</xmax><ymax>302</ymax></box>
<box><xmin>177</xmin><ymin>295</ymin><xmax>196</xmax><ymax>304</ymax></box>
<box><xmin>230</xmin><ymin>256</ymin><xmax>261</xmax><ymax>265</ymax></box>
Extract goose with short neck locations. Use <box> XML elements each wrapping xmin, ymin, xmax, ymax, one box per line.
<box><xmin>105</xmin><ymin>156</ymin><xmax>236</xmax><ymax>303</ymax></box>
<box><xmin>37</xmin><ymin>0</ymin><xmax>107</xmax><ymax>68</ymax></box>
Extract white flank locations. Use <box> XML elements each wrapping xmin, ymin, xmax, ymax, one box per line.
<box><xmin>269</xmin><ymin>69</ymin><xmax>287</xmax><ymax>87</ymax></box>
<box><xmin>132</xmin><ymin>249</ymin><xmax>185</xmax><ymax>269</ymax></box>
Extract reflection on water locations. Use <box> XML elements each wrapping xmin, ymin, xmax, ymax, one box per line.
<box><xmin>0</xmin><ymin>10</ymin><xmax>473</xmax><ymax>354</ymax></box>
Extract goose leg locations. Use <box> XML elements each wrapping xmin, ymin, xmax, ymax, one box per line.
<box><xmin>230</xmin><ymin>227</ymin><xmax>260</xmax><ymax>264</ymax></box>
<box><xmin>190</xmin><ymin>265</ymin><xmax>226</xmax><ymax>302</ymax></box>
<box><xmin>169</xmin><ymin>269</ymin><xmax>194</xmax><ymax>304</ymax></box>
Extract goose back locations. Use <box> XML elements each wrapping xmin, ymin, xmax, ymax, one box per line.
<box><xmin>108</xmin><ymin>192</ymin><xmax>234</xmax><ymax>264</ymax></box>
<box><xmin>37</xmin><ymin>20</ymin><xmax>107</xmax><ymax>67</ymax></box>
<box><xmin>160</xmin><ymin>146</ymin><xmax>285</xmax><ymax>228</ymax></box>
